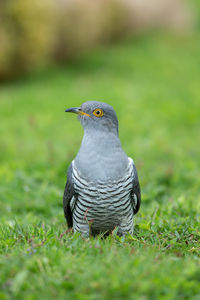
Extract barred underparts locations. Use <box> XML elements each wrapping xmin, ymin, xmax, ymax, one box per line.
<box><xmin>70</xmin><ymin>158</ymin><xmax>136</xmax><ymax>237</ymax></box>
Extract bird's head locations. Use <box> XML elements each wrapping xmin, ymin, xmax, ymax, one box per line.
<box><xmin>65</xmin><ymin>101</ymin><xmax>119</xmax><ymax>135</ymax></box>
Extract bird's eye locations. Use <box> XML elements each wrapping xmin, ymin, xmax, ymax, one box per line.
<box><xmin>93</xmin><ymin>108</ymin><xmax>104</xmax><ymax>117</ymax></box>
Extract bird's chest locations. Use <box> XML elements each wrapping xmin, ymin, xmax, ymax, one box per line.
<box><xmin>71</xmin><ymin>168</ymin><xmax>133</xmax><ymax>220</ymax></box>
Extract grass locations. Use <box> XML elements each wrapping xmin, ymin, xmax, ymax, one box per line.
<box><xmin>0</xmin><ymin>32</ymin><xmax>200</xmax><ymax>299</ymax></box>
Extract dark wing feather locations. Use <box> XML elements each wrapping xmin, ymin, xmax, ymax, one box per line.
<box><xmin>63</xmin><ymin>163</ymin><xmax>75</xmax><ymax>228</ymax></box>
<box><xmin>131</xmin><ymin>163</ymin><xmax>141</xmax><ymax>215</ymax></box>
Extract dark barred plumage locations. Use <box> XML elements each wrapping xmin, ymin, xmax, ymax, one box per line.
<box><xmin>63</xmin><ymin>158</ymin><xmax>140</xmax><ymax>237</ymax></box>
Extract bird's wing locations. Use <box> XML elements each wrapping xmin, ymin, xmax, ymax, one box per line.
<box><xmin>63</xmin><ymin>163</ymin><xmax>75</xmax><ymax>228</ymax></box>
<box><xmin>130</xmin><ymin>161</ymin><xmax>141</xmax><ymax>215</ymax></box>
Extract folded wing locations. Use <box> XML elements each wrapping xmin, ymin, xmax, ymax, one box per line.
<box><xmin>63</xmin><ymin>163</ymin><xmax>75</xmax><ymax>228</ymax></box>
<box><xmin>131</xmin><ymin>162</ymin><xmax>141</xmax><ymax>214</ymax></box>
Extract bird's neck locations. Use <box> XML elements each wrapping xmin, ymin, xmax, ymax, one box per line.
<box><xmin>80</xmin><ymin>129</ymin><xmax>121</xmax><ymax>155</ymax></box>
<box><xmin>74</xmin><ymin>129</ymin><xmax>129</xmax><ymax>182</ymax></box>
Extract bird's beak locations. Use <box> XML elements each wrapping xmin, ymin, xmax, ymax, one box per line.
<box><xmin>65</xmin><ymin>107</ymin><xmax>91</xmax><ymax>117</ymax></box>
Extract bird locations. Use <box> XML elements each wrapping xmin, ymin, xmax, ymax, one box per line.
<box><xmin>63</xmin><ymin>101</ymin><xmax>141</xmax><ymax>237</ymax></box>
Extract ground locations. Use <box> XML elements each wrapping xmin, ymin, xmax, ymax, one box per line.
<box><xmin>0</xmin><ymin>32</ymin><xmax>200</xmax><ymax>299</ymax></box>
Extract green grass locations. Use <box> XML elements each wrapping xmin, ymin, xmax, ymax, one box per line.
<box><xmin>0</xmin><ymin>32</ymin><xmax>200</xmax><ymax>299</ymax></box>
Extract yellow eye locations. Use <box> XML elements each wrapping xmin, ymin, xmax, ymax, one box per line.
<box><xmin>93</xmin><ymin>108</ymin><xmax>104</xmax><ymax>117</ymax></box>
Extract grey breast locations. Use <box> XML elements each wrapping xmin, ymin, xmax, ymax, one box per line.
<box><xmin>70</xmin><ymin>157</ymin><xmax>134</xmax><ymax>231</ymax></box>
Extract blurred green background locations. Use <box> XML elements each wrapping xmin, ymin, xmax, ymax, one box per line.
<box><xmin>0</xmin><ymin>0</ymin><xmax>200</xmax><ymax>299</ymax></box>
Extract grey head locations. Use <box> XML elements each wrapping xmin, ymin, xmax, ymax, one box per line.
<box><xmin>65</xmin><ymin>101</ymin><xmax>119</xmax><ymax>135</ymax></box>
<box><xmin>65</xmin><ymin>101</ymin><xmax>129</xmax><ymax>182</ymax></box>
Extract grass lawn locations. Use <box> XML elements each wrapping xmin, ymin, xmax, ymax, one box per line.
<box><xmin>0</xmin><ymin>32</ymin><xmax>200</xmax><ymax>299</ymax></box>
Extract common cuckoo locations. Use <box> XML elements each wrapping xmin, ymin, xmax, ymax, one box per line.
<box><xmin>63</xmin><ymin>101</ymin><xmax>141</xmax><ymax>237</ymax></box>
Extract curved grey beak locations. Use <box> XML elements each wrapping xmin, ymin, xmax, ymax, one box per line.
<box><xmin>65</xmin><ymin>107</ymin><xmax>91</xmax><ymax>117</ymax></box>
<box><xmin>65</xmin><ymin>107</ymin><xmax>81</xmax><ymax>114</ymax></box>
